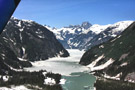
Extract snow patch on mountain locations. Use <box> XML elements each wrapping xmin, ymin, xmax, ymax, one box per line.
<box><xmin>2</xmin><ymin>76</ymin><xmax>9</xmax><ymax>82</ymax></box>
<box><xmin>0</xmin><ymin>85</ymin><xmax>31</xmax><ymax>90</ymax></box>
<box><xmin>90</xmin><ymin>58</ymin><xmax>114</xmax><ymax>71</ymax></box>
<box><xmin>44</xmin><ymin>77</ymin><xmax>56</xmax><ymax>85</ymax></box>
<box><xmin>45</xmin><ymin>21</ymin><xmax>133</xmax><ymax>50</ymax></box>
<box><xmin>83</xmin><ymin>24</ymin><xmax>110</xmax><ymax>34</ymax></box>
<box><xmin>125</xmin><ymin>72</ymin><xmax>135</xmax><ymax>83</ymax></box>
<box><xmin>87</xmin><ymin>55</ymin><xmax>104</xmax><ymax>69</ymax></box>
<box><xmin>104</xmin><ymin>73</ymin><xmax>121</xmax><ymax>80</ymax></box>
<box><xmin>17</xmin><ymin>21</ymin><xmax>21</xmax><ymax>27</ymax></box>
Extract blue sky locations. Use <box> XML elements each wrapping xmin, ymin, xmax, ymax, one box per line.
<box><xmin>13</xmin><ymin>0</ymin><xmax>135</xmax><ymax>28</ymax></box>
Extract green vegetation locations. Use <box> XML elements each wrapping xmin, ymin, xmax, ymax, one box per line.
<box><xmin>95</xmin><ymin>78</ymin><xmax>135</xmax><ymax>90</ymax></box>
<box><xmin>0</xmin><ymin>70</ymin><xmax>62</xmax><ymax>90</ymax></box>
<box><xmin>80</xmin><ymin>22</ymin><xmax>135</xmax><ymax>79</ymax></box>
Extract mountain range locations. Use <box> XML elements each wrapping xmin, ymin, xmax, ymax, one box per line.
<box><xmin>0</xmin><ymin>16</ymin><xmax>134</xmax><ymax>89</ymax></box>
<box><xmin>80</xmin><ymin>22</ymin><xmax>135</xmax><ymax>82</ymax></box>
<box><xmin>46</xmin><ymin>21</ymin><xmax>133</xmax><ymax>50</ymax></box>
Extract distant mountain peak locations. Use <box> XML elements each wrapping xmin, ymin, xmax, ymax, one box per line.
<box><xmin>81</xmin><ymin>21</ymin><xmax>92</xmax><ymax>29</ymax></box>
<box><xmin>47</xmin><ymin>20</ymin><xmax>133</xmax><ymax>49</ymax></box>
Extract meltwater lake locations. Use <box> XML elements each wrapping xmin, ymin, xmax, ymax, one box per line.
<box><xmin>25</xmin><ymin>49</ymin><xmax>96</xmax><ymax>90</ymax></box>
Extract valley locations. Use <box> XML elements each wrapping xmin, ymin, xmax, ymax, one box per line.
<box><xmin>0</xmin><ymin>0</ymin><xmax>134</xmax><ymax>89</ymax></box>
<box><xmin>0</xmin><ymin>17</ymin><xmax>134</xmax><ymax>90</ymax></box>
<box><xmin>25</xmin><ymin>49</ymin><xmax>96</xmax><ymax>90</ymax></box>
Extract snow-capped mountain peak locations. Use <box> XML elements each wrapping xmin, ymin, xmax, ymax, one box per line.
<box><xmin>45</xmin><ymin>20</ymin><xmax>134</xmax><ymax>49</ymax></box>
<box><xmin>83</xmin><ymin>21</ymin><xmax>133</xmax><ymax>35</ymax></box>
<box><xmin>111</xmin><ymin>21</ymin><xmax>134</xmax><ymax>32</ymax></box>
<box><xmin>83</xmin><ymin>24</ymin><xmax>111</xmax><ymax>34</ymax></box>
<box><xmin>81</xmin><ymin>21</ymin><xmax>92</xmax><ymax>29</ymax></box>
<box><xmin>44</xmin><ymin>22</ymin><xmax>92</xmax><ymax>42</ymax></box>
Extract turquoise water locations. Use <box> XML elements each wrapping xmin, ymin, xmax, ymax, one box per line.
<box><xmin>25</xmin><ymin>49</ymin><xmax>96</xmax><ymax>90</ymax></box>
<box><xmin>62</xmin><ymin>72</ymin><xmax>96</xmax><ymax>90</ymax></box>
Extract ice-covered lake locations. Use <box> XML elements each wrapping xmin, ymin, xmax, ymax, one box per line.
<box><xmin>25</xmin><ymin>49</ymin><xmax>96</xmax><ymax>90</ymax></box>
